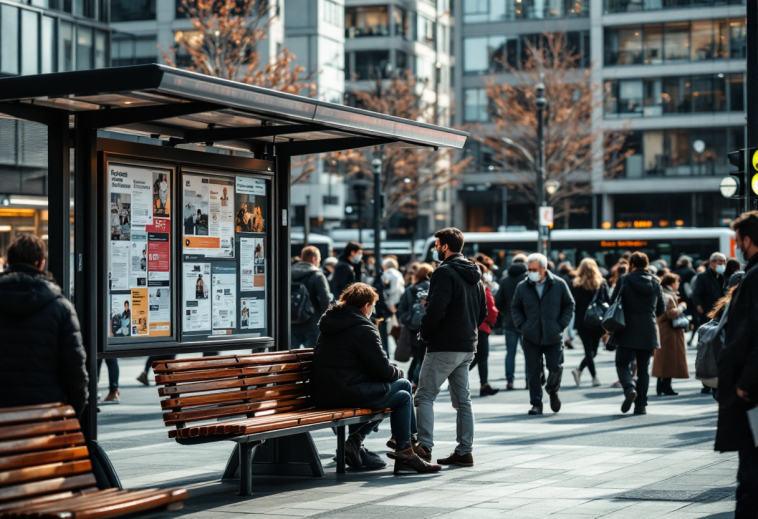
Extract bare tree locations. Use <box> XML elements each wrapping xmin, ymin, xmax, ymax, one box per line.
<box><xmin>475</xmin><ymin>33</ymin><xmax>630</xmax><ymax>228</ymax></box>
<box><xmin>164</xmin><ymin>0</ymin><xmax>314</xmax><ymax>94</ymax></box>
<box><xmin>339</xmin><ymin>72</ymin><xmax>471</xmax><ymax>228</ymax></box>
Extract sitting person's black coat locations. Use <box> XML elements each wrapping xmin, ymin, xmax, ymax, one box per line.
<box><xmin>311</xmin><ymin>303</ymin><xmax>401</xmax><ymax>408</ymax></box>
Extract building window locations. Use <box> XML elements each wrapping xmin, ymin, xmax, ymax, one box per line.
<box><xmin>396</xmin><ymin>50</ymin><xmax>410</xmax><ymax>72</ymax></box>
<box><xmin>605</xmin><ymin>74</ymin><xmax>744</xmax><ymax>118</ymax></box>
<box><xmin>605</xmin><ymin>19</ymin><xmax>747</xmax><ymax>66</ymax></box>
<box><xmin>464</xmin><ymin>88</ymin><xmax>489</xmax><ymax>122</ymax></box>
<box><xmin>60</xmin><ymin>21</ymin><xmax>74</xmax><ymax>72</ymax></box>
<box><xmin>463</xmin><ymin>0</ymin><xmax>587</xmax><ymax>22</ymax></box>
<box><xmin>393</xmin><ymin>6</ymin><xmax>409</xmax><ymax>39</ymax></box>
<box><xmin>1</xmin><ymin>5</ymin><xmax>19</xmax><ymax>75</ymax></box>
<box><xmin>95</xmin><ymin>30</ymin><xmax>107</xmax><ymax>68</ymax></box>
<box><xmin>21</xmin><ymin>9</ymin><xmax>39</xmax><ymax>76</ymax></box>
<box><xmin>76</xmin><ymin>26</ymin><xmax>93</xmax><ymax>70</ymax></box>
<box><xmin>416</xmin><ymin>13</ymin><xmax>435</xmax><ymax>45</ymax></box>
<box><xmin>345</xmin><ymin>6</ymin><xmax>389</xmax><ymax>38</ymax></box>
<box><xmin>41</xmin><ymin>16</ymin><xmax>56</xmax><ymax>74</ymax></box>
<box><xmin>416</xmin><ymin>55</ymin><xmax>434</xmax><ymax>82</ymax></box>
<box><xmin>112</xmin><ymin>36</ymin><xmax>157</xmax><ymax>67</ymax></box>
<box><xmin>321</xmin><ymin>0</ymin><xmax>343</xmax><ymax>27</ymax></box>
<box><xmin>605</xmin><ymin>0</ymin><xmax>745</xmax><ymax>14</ymax></box>
<box><xmin>465</xmin><ymin>32</ymin><xmax>587</xmax><ymax>74</ymax></box>
<box><xmin>112</xmin><ymin>0</ymin><xmax>156</xmax><ymax>22</ymax></box>
<box><xmin>353</xmin><ymin>50</ymin><xmax>390</xmax><ymax>79</ymax></box>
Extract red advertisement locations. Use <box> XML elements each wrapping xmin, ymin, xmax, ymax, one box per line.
<box><xmin>148</xmin><ymin>234</ymin><xmax>170</xmax><ymax>273</ymax></box>
<box><xmin>146</xmin><ymin>217</ymin><xmax>170</xmax><ymax>234</ymax></box>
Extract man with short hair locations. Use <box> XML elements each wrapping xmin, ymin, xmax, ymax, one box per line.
<box><xmin>0</xmin><ymin>234</ymin><xmax>88</xmax><ymax>416</ymax></box>
<box><xmin>416</xmin><ymin>228</ymin><xmax>487</xmax><ymax>467</ymax></box>
<box><xmin>511</xmin><ymin>253</ymin><xmax>575</xmax><ymax>416</ymax></box>
<box><xmin>716</xmin><ymin>212</ymin><xmax>758</xmax><ymax>516</ymax></box>
<box><xmin>291</xmin><ymin>246</ymin><xmax>331</xmax><ymax>349</ymax></box>
<box><xmin>330</xmin><ymin>241</ymin><xmax>362</xmax><ymax>299</ymax></box>
<box><xmin>495</xmin><ymin>253</ymin><xmax>528</xmax><ymax>390</ymax></box>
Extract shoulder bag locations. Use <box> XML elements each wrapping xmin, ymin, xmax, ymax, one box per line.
<box><xmin>584</xmin><ymin>287</ymin><xmax>609</xmax><ymax>328</ymax></box>
<box><xmin>602</xmin><ymin>276</ymin><xmax>626</xmax><ymax>334</ymax></box>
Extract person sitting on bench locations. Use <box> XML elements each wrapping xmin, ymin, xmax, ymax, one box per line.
<box><xmin>311</xmin><ymin>282</ymin><xmax>441</xmax><ymax>475</ymax></box>
<box><xmin>0</xmin><ymin>234</ymin><xmax>88</xmax><ymax>416</ymax></box>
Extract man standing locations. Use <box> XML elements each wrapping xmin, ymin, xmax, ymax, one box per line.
<box><xmin>416</xmin><ymin>228</ymin><xmax>487</xmax><ymax>467</ymax></box>
<box><xmin>495</xmin><ymin>253</ymin><xmax>528</xmax><ymax>390</ymax></box>
<box><xmin>291</xmin><ymin>246</ymin><xmax>330</xmax><ymax>349</ymax></box>
<box><xmin>330</xmin><ymin>241</ymin><xmax>362</xmax><ymax>299</ymax></box>
<box><xmin>0</xmin><ymin>234</ymin><xmax>88</xmax><ymax>416</ymax></box>
<box><xmin>511</xmin><ymin>253</ymin><xmax>575</xmax><ymax>416</ymax></box>
<box><xmin>716</xmin><ymin>212</ymin><xmax>758</xmax><ymax>517</ymax></box>
<box><xmin>692</xmin><ymin>252</ymin><xmax>726</xmax><ymax>393</ymax></box>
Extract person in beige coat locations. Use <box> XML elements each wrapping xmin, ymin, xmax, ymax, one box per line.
<box><xmin>653</xmin><ymin>273</ymin><xmax>690</xmax><ymax>396</ymax></box>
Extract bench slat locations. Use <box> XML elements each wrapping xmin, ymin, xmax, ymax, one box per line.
<box><xmin>14</xmin><ymin>487</ymin><xmax>182</xmax><ymax>516</ymax></box>
<box><xmin>0</xmin><ymin>446</ymin><xmax>89</xmax><ymax>471</ymax></box>
<box><xmin>176</xmin><ymin>401</ymin><xmax>314</xmax><ymax>438</ymax></box>
<box><xmin>155</xmin><ymin>363</ymin><xmax>309</xmax><ymax>385</ymax></box>
<box><xmin>158</xmin><ymin>365</ymin><xmax>307</xmax><ymax>396</ymax></box>
<box><xmin>3</xmin><ymin>488</ymin><xmax>121</xmax><ymax>515</ymax></box>
<box><xmin>0</xmin><ymin>433</ymin><xmax>85</xmax><ymax>457</ymax></box>
<box><xmin>152</xmin><ymin>353</ymin><xmax>302</xmax><ymax>373</ymax></box>
<box><xmin>0</xmin><ymin>405</ymin><xmax>75</xmax><ymax>427</ymax></box>
<box><xmin>163</xmin><ymin>392</ymin><xmax>309</xmax><ymax>425</ymax></box>
<box><xmin>49</xmin><ymin>488</ymin><xmax>188</xmax><ymax>519</ymax></box>
<box><xmin>0</xmin><ymin>490</ymin><xmax>87</xmax><ymax>513</ymax></box>
<box><xmin>0</xmin><ymin>420</ymin><xmax>80</xmax><ymax>442</ymax></box>
<box><xmin>160</xmin><ymin>383</ymin><xmax>306</xmax><ymax>410</ymax></box>
<box><xmin>0</xmin><ymin>474</ymin><xmax>97</xmax><ymax>503</ymax></box>
<box><xmin>185</xmin><ymin>398</ymin><xmax>313</xmax><ymax>437</ymax></box>
<box><xmin>0</xmin><ymin>459</ymin><xmax>92</xmax><ymax>486</ymax></box>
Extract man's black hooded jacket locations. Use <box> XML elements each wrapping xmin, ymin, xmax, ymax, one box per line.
<box><xmin>419</xmin><ymin>253</ymin><xmax>487</xmax><ymax>353</ymax></box>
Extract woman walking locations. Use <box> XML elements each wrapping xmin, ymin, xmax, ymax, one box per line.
<box><xmin>652</xmin><ymin>273</ymin><xmax>690</xmax><ymax>396</ymax></box>
<box><xmin>397</xmin><ymin>263</ymin><xmax>434</xmax><ymax>389</ymax></box>
<box><xmin>469</xmin><ymin>262</ymin><xmax>499</xmax><ymax>396</ymax></box>
<box><xmin>571</xmin><ymin>258</ymin><xmax>610</xmax><ymax>387</ymax></box>
<box><xmin>609</xmin><ymin>252</ymin><xmax>666</xmax><ymax>415</ymax></box>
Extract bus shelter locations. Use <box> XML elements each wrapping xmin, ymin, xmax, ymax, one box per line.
<box><xmin>0</xmin><ymin>64</ymin><xmax>467</xmax><ymax>487</ymax></box>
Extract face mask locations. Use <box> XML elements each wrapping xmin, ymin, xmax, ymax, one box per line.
<box><xmin>528</xmin><ymin>271</ymin><xmax>541</xmax><ymax>283</ymax></box>
<box><xmin>352</xmin><ymin>253</ymin><xmax>362</xmax><ymax>264</ymax></box>
<box><xmin>715</xmin><ymin>264</ymin><xmax>726</xmax><ymax>275</ymax></box>
<box><xmin>432</xmin><ymin>249</ymin><xmax>441</xmax><ymax>263</ymax></box>
<box><xmin>483</xmin><ymin>272</ymin><xmax>493</xmax><ymax>283</ymax></box>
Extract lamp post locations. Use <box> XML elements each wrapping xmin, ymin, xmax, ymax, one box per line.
<box><xmin>372</xmin><ymin>157</ymin><xmax>383</xmax><ymax>269</ymax></box>
<box><xmin>535</xmin><ymin>81</ymin><xmax>548</xmax><ymax>254</ymax></box>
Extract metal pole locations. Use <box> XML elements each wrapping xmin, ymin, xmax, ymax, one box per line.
<box><xmin>747</xmin><ymin>0</ymin><xmax>758</xmax><ymax>212</ymax></box>
<box><xmin>372</xmin><ymin>157</ymin><xmax>382</xmax><ymax>268</ymax></box>
<box><xmin>304</xmin><ymin>195</ymin><xmax>310</xmax><ymax>247</ymax></box>
<box><xmin>536</xmin><ymin>81</ymin><xmax>547</xmax><ymax>254</ymax></box>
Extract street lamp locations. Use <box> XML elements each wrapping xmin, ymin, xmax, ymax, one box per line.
<box><xmin>545</xmin><ymin>179</ymin><xmax>560</xmax><ymax>196</ymax></box>
<box><xmin>535</xmin><ymin>80</ymin><xmax>548</xmax><ymax>254</ymax></box>
<box><xmin>372</xmin><ymin>157</ymin><xmax>383</xmax><ymax>269</ymax></box>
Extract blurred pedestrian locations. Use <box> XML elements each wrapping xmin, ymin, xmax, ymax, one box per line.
<box><xmin>382</xmin><ymin>258</ymin><xmax>405</xmax><ymax>312</ymax></box>
<box><xmin>417</xmin><ymin>228</ymin><xmax>487</xmax><ymax>467</ymax></box>
<box><xmin>716</xmin><ymin>212</ymin><xmax>758</xmax><ymax>516</ymax></box>
<box><xmin>397</xmin><ymin>263</ymin><xmax>434</xmax><ymax>389</ymax></box>
<box><xmin>322</xmin><ymin>256</ymin><xmax>338</xmax><ymax>283</ymax></box>
<box><xmin>331</xmin><ymin>241</ymin><xmax>362</xmax><ymax>299</ymax></box>
<box><xmin>724</xmin><ymin>258</ymin><xmax>742</xmax><ymax>287</ymax></box>
<box><xmin>0</xmin><ymin>234</ymin><xmax>88</xmax><ymax>416</ymax></box>
<box><xmin>571</xmin><ymin>258</ymin><xmax>610</xmax><ymax>388</ymax></box>
<box><xmin>495</xmin><ymin>254</ymin><xmax>528</xmax><ymax>390</ymax></box>
<box><xmin>511</xmin><ymin>253</ymin><xmax>575</xmax><ymax>415</ymax></box>
<box><xmin>469</xmin><ymin>262</ymin><xmax>499</xmax><ymax>397</ymax></box>
<box><xmin>404</xmin><ymin>262</ymin><xmax>420</xmax><ymax>286</ymax></box>
<box><xmin>97</xmin><ymin>358</ymin><xmax>120</xmax><ymax>404</ymax></box>
<box><xmin>692</xmin><ymin>252</ymin><xmax>726</xmax><ymax>393</ymax></box>
<box><xmin>291</xmin><ymin>246</ymin><xmax>331</xmax><ymax>349</ymax></box>
<box><xmin>652</xmin><ymin>273</ymin><xmax>689</xmax><ymax>396</ymax></box>
<box><xmin>609</xmin><ymin>252</ymin><xmax>666</xmax><ymax>415</ymax></box>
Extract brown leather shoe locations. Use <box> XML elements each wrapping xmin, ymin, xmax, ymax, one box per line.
<box><xmin>393</xmin><ymin>448</ymin><xmax>442</xmax><ymax>474</ymax></box>
<box><xmin>414</xmin><ymin>443</ymin><xmax>432</xmax><ymax>462</ymax></box>
<box><xmin>103</xmin><ymin>389</ymin><xmax>120</xmax><ymax>403</ymax></box>
<box><xmin>437</xmin><ymin>451</ymin><xmax>474</xmax><ymax>467</ymax></box>
<box><xmin>506</xmin><ymin>380</ymin><xmax>514</xmax><ymax>390</ymax></box>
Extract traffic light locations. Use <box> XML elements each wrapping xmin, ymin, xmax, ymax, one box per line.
<box><xmin>723</xmin><ymin>149</ymin><xmax>745</xmax><ymax>198</ymax></box>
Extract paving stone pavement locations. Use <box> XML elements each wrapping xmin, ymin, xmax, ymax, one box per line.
<box><xmin>97</xmin><ymin>334</ymin><xmax>738</xmax><ymax>518</ymax></box>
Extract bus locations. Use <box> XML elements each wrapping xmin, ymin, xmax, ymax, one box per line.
<box><xmin>421</xmin><ymin>228</ymin><xmax>736</xmax><ymax>272</ymax></box>
<box><xmin>291</xmin><ymin>232</ymin><xmax>334</xmax><ymax>260</ymax></box>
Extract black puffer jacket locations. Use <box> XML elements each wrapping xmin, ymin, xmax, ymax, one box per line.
<box><xmin>716</xmin><ymin>253</ymin><xmax>758</xmax><ymax>452</ymax></box>
<box><xmin>311</xmin><ymin>304</ymin><xmax>401</xmax><ymax>408</ymax></box>
<box><xmin>291</xmin><ymin>262</ymin><xmax>330</xmax><ymax>332</ymax></box>
<box><xmin>692</xmin><ymin>267</ymin><xmax>725</xmax><ymax>315</ymax></box>
<box><xmin>571</xmin><ymin>281</ymin><xmax>610</xmax><ymax>333</ymax></box>
<box><xmin>329</xmin><ymin>255</ymin><xmax>356</xmax><ymax>299</ymax></box>
<box><xmin>397</xmin><ymin>280</ymin><xmax>430</xmax><ymax>330</ymax></box>
<box><xmin>0</xmin><ymin>265</ymin><xmax>89</xmax><ymax>415</ymax></box>
<box><xmin>608</xmin><ymin>270</ymin><xmax>666</xmax><ymax>350</ymax></box>
<box><xmin>419</xmin><ymin>254</ymin><xmax>487</xmax><ymax>353</ymax></box>
<box><xmin>494</xmin><ymin>262</ymin><xmax>527</xmax><ymax>330</ymax></box>
<box><xmin>511</xmin><ymin>270</ymin><xmax>575</xmax><ymax>346</ymax></box>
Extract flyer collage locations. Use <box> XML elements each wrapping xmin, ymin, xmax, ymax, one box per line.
<box><xmin>108</xmin><ymin>162</ymin><xmax>172</xmax><ymax>340</ymax></box>
<box><xmin>182</xmin><ymin>172</ymin><xmax>269</xmax><ymax>338</ymax></box>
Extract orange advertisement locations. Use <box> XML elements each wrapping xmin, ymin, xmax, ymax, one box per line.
<box><xmin>184</xmin><ymin>236</ymin><xmax>220</xmax><ymax>249</ymax></box>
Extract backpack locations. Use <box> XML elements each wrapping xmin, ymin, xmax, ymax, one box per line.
<box><xmin>409</xmin><ymin>292</ymin><xmax>427</xmax><ymax>330</ymax></box>
<box><xmin>695</xmin><ymin>303</ymin><xmax>729</xmax><ymax>388</ymax></box>
<box><xmin>291</xmin><ymin>273</ymin><xmax>316</xmax><ymax>324</ymax></box>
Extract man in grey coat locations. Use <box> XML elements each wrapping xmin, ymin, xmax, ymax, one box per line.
<box><xmin>511</xmin><ymin>253</ymin><xmax>575</xmax><ymax>416</ymax></box>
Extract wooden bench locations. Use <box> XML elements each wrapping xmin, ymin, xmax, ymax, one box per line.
<box><xmin>0</xmin><ymin>403</ymin><xmax>188</xmax><ymax>519</ymax></box>
<box><xmin>153</xmin><ymin>349</ymin><xmax>391</xmax><ymax>495</ymax></box>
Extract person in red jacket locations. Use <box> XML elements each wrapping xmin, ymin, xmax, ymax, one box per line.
<box><xmin>469</xmin><ymin>261</ymin><xmax>500</xmax><ymax>396</ymax></box>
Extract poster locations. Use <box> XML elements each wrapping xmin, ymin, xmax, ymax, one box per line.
<box><xmin>208</xmin><ymin>181</ymin><xmax>235</xmax><ymax>258</ymax></box>
<box><xmin>110</xmin><ymin>294</ymin><xmax>131</xmax><ymax>337</ymax></box>
<box><xmin>130</xmin><ymin>233</ymin><xmax>147</xmax><ymax>288</ymax></box>
<box><xmin>110</xmin><ymin>193</ymin><xmax>131</xmax><ymax>241</ymax></box>
<box><xmin>240</xmin><ymin>298</ymin><xmax>265</xmax><ymax>330</ymax></box>
<box><xmin>131</xmin><ymin>288</ymin><xmax>149</xmax><ymax>336</ymax></box>
<box><xmin>183</xmin><ymin>174</ymin><xmax>235</xmax><ymax>257</ymax></box>
<box><xmin>110</xmin><ymin>242</ymin><xmax>129</xmax><ymax>291</ymax></box>
<box><xmin>148</xmin><ymin>286</ymin><xmax>171</xmax><ymax>336</ymax></box>
<box><xmin>235</xmin><ymin>177</ymin><xmax>266</xmax><ymax>233</ymax></box>
<box><xmin>183</xmin><ymin>262</ymin><xmax>211</xmax><ymax>332</ymax></box>
<box><xmin>131</xmin><ymin>172</ymin><xmax>153</xmax><ymax>228</ymax></box>
<box><xmin>153</xmin><ymin>171</ymin><xmax>170</xmax><ymax>217</ymax></box>
<box><xmin>240</xmin><ymin>238</ymin><xmax>256</xmax><ymax>292</ymax></box>
<box><xmin>212</xmin><ymin>265</ymin><xmax>237</xmax><ymax>332</ymax></box>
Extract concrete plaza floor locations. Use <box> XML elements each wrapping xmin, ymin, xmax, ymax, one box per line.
<box><xmin>97</xmin><ymin>334</ymin><xmax>737</xmax><ymax>518</ymax></box>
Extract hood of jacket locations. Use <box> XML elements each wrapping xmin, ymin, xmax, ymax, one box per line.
<box><xmin>443</xmin><ymin>254</ymin><xmax>482</xmax><ymax>285</ymax></box>
<box><xmin>507</xmin><ymin>262</ymin><xmax>527</xmax><ymax>277</ymax></box>
<box><xmin>0</xmin><ymin>265</ymin><xmax>61</xmax><ymax>318</ymax></box>
<box><xmin>625</xmin><ymin>270</ymin><xmax>660</xmax><ymax>295</ymax></box>
<box><xmin>318</xmin><ymin>303</ymin><xmax>370</xmax><ymax>334</ymax></box>
<box><xmin>292</xmin><ymin>261</ymin><xmax>321</xmax><ymax>281</ymax></box>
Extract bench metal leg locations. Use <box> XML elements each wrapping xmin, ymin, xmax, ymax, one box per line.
<box><xmin>336</xmin><ymin>426</ymin><xmax>346</xmax><ymax>474</ymax></box>
<box><xmin>223</xmin><ymin>444</ymin><xmax>240</xmax><ymax>481</ymax></box>
<box><xmin>239</xmin><ymin>442</ymin><xmax>254</xmax><ymax>496</ymax></box>
<box><xmin>250</xmin><ymin>433</ymin><xmax>324</xmax><ymax>477</ymax></box>
<box><xmin>89</xmin><ymin>440</ymin><xmax>122</xmax><ymax>490</ymax></box>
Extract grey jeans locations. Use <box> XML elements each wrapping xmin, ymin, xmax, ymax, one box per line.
<box><xmin>415</xmin><ymin>351</ymin><xmax>475</xmax><ymax>455</ymax></box>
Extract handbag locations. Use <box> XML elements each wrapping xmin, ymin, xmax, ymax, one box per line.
<box><xmin>671</xmin><ymin>313</ymin><xmax>690</xmax><ymax>329</ymax></box>
<box><xmin>584</xmin><ymin>288</ymin><xmax>609</xmax><ymax>328</ymax></box>
<box><xmin>394</xmin><ymin>326</ymin><xmax>412</xmax><ymax>362</ymax></box>
<box><xmin>602</xmin><ymin>277</ymin><xmax>626</xmax><ymax>334</ymax></box>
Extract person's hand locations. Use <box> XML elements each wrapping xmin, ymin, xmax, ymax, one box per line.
<box><xmin>697</xmin><ymin>305</ymin><xmax>704</xmax><ymax>314</ymax></box>
<box><xmin>680</xmin><ymin>302</ymin><xmax>687</xmax><ymax>309</ymax></box>
<box><xmin>737</xmin><ymin>387</ymin><xmax>750</xmax><ymax>402</ymax></box>
<box><xmin>389</xmin><ymin>305</ymin><xmax>396</xmax><ymax>313</ymax></box>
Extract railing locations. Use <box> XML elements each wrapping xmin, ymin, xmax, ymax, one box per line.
<box><xmin>605</xmin><ymin>0</ymin><xmax>744</xmax><ymax>14</ymax></box>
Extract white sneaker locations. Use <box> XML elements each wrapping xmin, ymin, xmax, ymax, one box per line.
<box><xmin>572</xmin><ymin>369</ymin><xmax>581</xmax><ymax>387</ymax></box>
<box><xmin>592</xmin><ymin>377</ymin><xmax>601</xmax><ymax>387</ymax></box>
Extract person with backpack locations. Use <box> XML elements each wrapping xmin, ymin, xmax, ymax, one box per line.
<box><xmin>291</xmin><ymin>246</ymin><xmax>330</xmax><ymax>349</ymax></box>
<box><xmin>397</xmin><ymin>263</ymin><xmax>434</xmax><ymax>390</ymax></box>
<box><xmin>716</xmin><ymin>212</ymin><xmax>758</xmax><ymax>516</ymax></box>
<box><xmin>495</xmin><ymin>254</ymin><xmax>528</xmax><ymax>390</ymax></box>
<box><xmin>570</xmin><ymin>258</ymin><xmax>610</xmax><ymax>388</ymax></box>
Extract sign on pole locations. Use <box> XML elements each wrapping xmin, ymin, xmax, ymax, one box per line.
<box><xmin>539</xmin><ymin>206</ymin><xmax>554</xmax><ymax>227</ymax></box>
